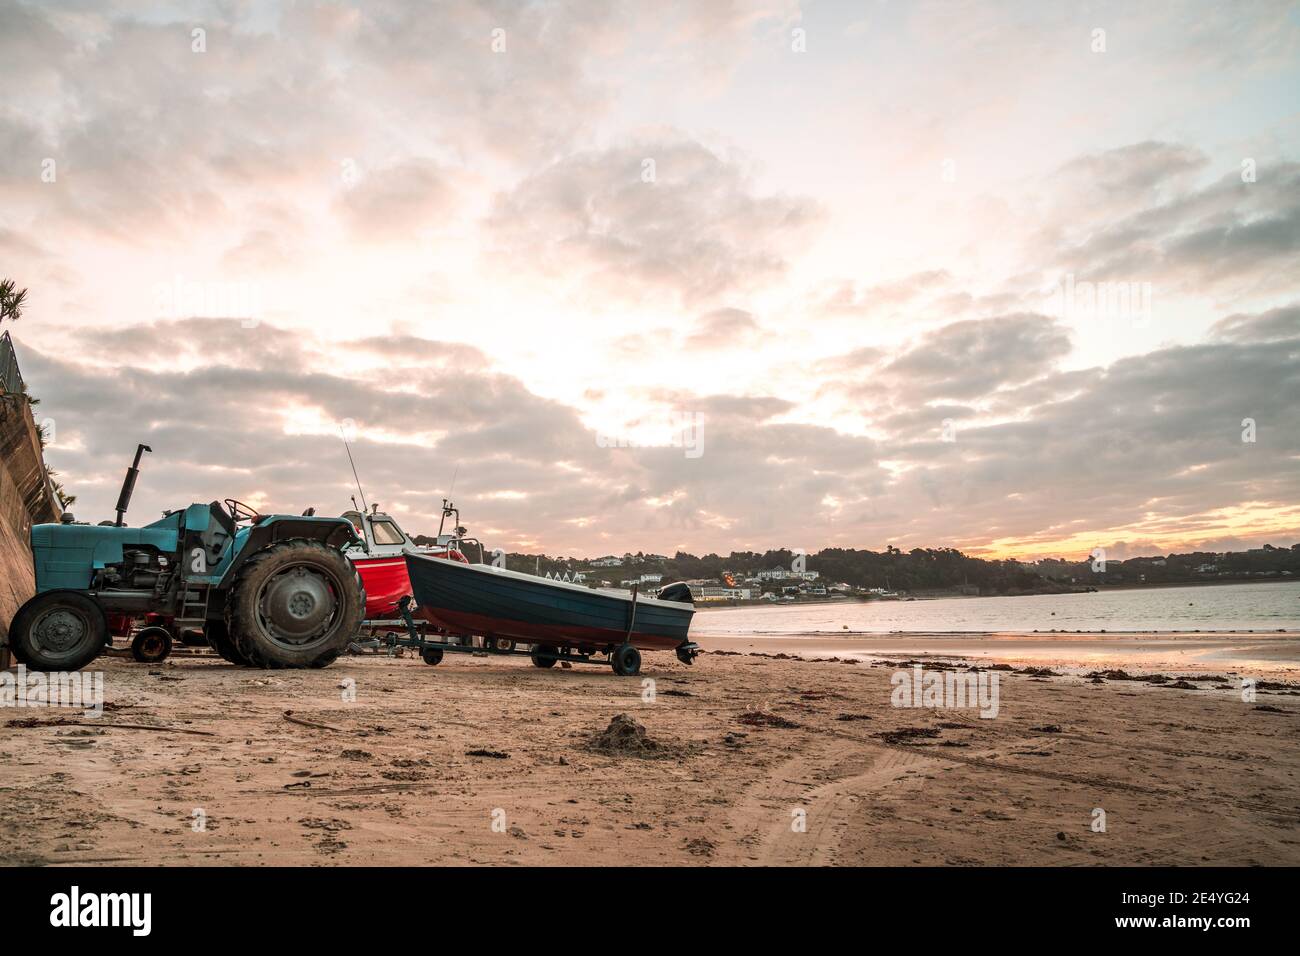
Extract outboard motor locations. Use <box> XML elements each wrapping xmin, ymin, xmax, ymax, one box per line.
<box><xmin>656</xmin><ymin>582</ymin><xmax>694</xmax><ymax>604</ymax></box>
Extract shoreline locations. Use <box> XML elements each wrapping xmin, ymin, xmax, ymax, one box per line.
<box><xmin>690</xmin><ymin>630</ymin><xmax>1300</xmax><ymax>680</ymax></box>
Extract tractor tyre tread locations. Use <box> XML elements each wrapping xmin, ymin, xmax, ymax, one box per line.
<box><xmin>224</xmin><ymin>539</ymin><xmax>365</xmax><ymax>670</ymax></box>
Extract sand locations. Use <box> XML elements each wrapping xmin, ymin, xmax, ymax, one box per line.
<box><xmin>1</xmin><ymin>637</ymin><xmax>1298</xmax><ymax>866</ymax></box>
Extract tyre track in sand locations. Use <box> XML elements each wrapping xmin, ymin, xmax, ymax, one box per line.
<box><xmin>718</xmin><ymin>735</ymin><xmax>936</xmax><ymax>865</ymax></box>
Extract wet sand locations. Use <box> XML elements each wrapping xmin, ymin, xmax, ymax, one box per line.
<box><xmin>2</xmin><ymin>640</ymin><xmax>1298</xmax><ymax>866</ymax></box>
<box><xmin>696</xmin><ymin>630</ymin><xmax>1300</xmax><ymax>679</ymax></box>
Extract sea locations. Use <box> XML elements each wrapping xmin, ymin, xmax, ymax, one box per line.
<box><xmin>690</xmin><ymin>581</ymin><xmax>1300</xmax><ymax>635</ymax></box>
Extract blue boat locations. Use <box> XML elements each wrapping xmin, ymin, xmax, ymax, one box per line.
<box><xmin>404</xmin><ymin>551</ymin><xmax>698</xmax><ymax>675</ymax></box>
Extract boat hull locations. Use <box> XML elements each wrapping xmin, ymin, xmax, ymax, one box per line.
<box><xmin>353</xmin><ymin>549</ymin><xmax>465</xmax><ymax>619</ymax></box>
<box><xmin>404</xmin><ymin>552</ymin><xmax>694</xmax><ymax>651</ymax></box>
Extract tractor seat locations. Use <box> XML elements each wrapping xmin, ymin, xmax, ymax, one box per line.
<box><xmin>201</xmin><ymin>502</ymin><xmax>238</xmax><ymax>567</ymax></box>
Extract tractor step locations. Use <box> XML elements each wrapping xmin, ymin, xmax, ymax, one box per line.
<box><xmin>179</xmin><ymin>586</ymin><xmax>211</xmax><ymax>625</ymax></box>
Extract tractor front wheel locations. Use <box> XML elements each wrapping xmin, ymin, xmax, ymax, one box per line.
<box><xmin>9</xmin><ymin>591</ymin><xmax>108</xmax><ymax>671</ymax></box>
<box><xmin>225</xmin><ymin>539</ymin><xmax>365</xmax><ymax>669</ymax></box>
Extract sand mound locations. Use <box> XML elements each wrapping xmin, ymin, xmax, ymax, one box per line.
<box><xmin>586</xmin><ymin>713</ymin><xmax>665</xmax><ymax>757</ymax></box>
<box><xmin>737</xmin><ymin>710</ymin><xmax>800</xmax><ymax>729</ymax></box>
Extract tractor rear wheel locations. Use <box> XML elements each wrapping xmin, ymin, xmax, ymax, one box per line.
<box><xmin>9</xmin><ymin>591</ymin><xmax>108</xmax><ymax>671</ymax></box>
<box><xmin>205</xmin><ymin>619</ymin><xmax>252</xmax><ymax>665</ymax></box>
<box><xmin>225</xmin><ymin>539</ymin><xmax>365</xmax><ymax>669</ymax></box>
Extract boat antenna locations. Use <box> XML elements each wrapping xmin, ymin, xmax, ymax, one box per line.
<box><xmin>340</xmin><ymin>425</ymin><xmax>369</xmax><ymax>515</ymax></box>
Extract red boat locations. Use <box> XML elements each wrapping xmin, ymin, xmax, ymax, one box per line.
<box><xmin>343</xmin><ymin>503</ymin><xmax>470</xmax><ymax>619</ymax></box>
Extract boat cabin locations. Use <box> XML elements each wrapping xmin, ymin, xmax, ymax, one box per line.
<box><xmin>342</xmin><ymin>508</ymin><xmax>420</xmax><ymax>556</ymax></box>
<box><xmin>342</xmin><ymin>507</ymin><xmax>467</xmax><ymax>558</ymax></box>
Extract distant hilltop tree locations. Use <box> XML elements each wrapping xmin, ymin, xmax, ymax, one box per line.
<box><xmin>1</xmin><ymin>278</ymin><xmax>28</xmax><ymax>325</ymax></box>
<box><xmin>457</xmin><ymin>542</ymin><xmax>1300</xmax><ymax>596</ymax></box>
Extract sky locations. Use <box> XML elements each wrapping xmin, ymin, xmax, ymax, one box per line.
<box><xmin>2</xmin><ymin>0</ymin><xmax>1299</xmax><ymax>561</ymax></box>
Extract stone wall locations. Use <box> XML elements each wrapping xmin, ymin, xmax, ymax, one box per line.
<box><xmin>0</xmin><ymin>390</ymin><xmax>60</xmax><ymax>661</ymax></box>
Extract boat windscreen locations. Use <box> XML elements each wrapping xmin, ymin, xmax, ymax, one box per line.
<box><xmin>370</xmin><ymin>518</ymin><xmax>406</xmax><ymax>546</ymax></box>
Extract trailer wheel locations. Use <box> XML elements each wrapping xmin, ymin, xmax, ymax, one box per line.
<box><xmin>421</xmin><ymin>647</ymin><xmax>444</xmax><ymax>666</ymax></box>
<box><xmin>530</xmin><ymin>647</ymin><xmax>557</xmax><ymax>668</ymax></box>
<box><xmin>9</xmin><ymin>591</ymin><xmax>108</xmax><ymax>671</ymax></box>
<box><xmin>226</xmin><ymin>539</ymin><xmax>365</xmax><ymax>669</ymax></box>
<box><xmin>131</xmin><ymin>626</ymin><xmax>173</xmax><ymax>664</ymax></box>
<box><xmin>611</xmin><ymin>644</ymin><xmax>642</xmax><ymax>677</ymax></box>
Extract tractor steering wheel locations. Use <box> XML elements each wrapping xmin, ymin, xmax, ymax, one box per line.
<box><xmin>224</xmin><ymin>498</ymin><xmax>262</xmax><ymax>524</ymax></box>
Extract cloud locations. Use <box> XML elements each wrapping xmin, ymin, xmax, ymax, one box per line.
<box><xmin>3</xmin><ymin>1</ymin><xmax>1299</xmax><ymax>562</ymax></box>
<box><xmin>840</xmin><ymin>314</ymin><xmax>1072</xmax><ymax>407</ymax></box>
<box><xmin>1031</xmin><ymin>144</ymin><xmax>1300</xmax><ymax>300</ymax></box>
<box><xmin>485</xmin><ymin>135</ymin><xmax>822</xmax><ymax>306</ymax></box>
<box><xmin>18</xmin><ymin>302</ymin><xmax>1297</xmax><ymax>559</ymax></box>
<box><xmin>1210</xmin><ymin>304</ymin><xmax>1300</xmax><ymax>343</ymax></box>
<box><xmin>333</xmin><ymin>159</ymin><xmax>461</xmax><ymax>241</ymax></box>
<box><xmin>682</xmin><ymin>307</ymin><xmax>762</xmax><ymax>349</ymax></box>
<box><xmin>0</xmin><ymin>0</ymin><xmax>623</xmax><ymax>245</ymax></box>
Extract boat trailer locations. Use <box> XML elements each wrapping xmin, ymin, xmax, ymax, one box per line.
<box><xmin>350</xmin><ymin>595</ymin><xmax>700</xmax><ymax>676</ymax></box>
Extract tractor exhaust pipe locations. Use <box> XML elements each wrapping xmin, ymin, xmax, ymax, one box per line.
<box><xmin>114</xmin><ymin>443</ymin><xmax>152</xmax><ymax>527</ymax></box>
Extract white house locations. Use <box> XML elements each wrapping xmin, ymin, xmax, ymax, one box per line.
<box><xmin>688</xmin><ymin>585</ymin><xmax>757</xmax><ymax>601</ymax></box>
<box><xmin>757</xmin><ymin>568</ymin><xmax>820</xmax><ymax>581</ymax></box>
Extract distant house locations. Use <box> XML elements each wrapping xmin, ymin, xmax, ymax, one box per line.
<box><xmin>544</xmin><ymin>570</ymin><xmax>587</xmax><ymax>584</ymax></box>
<box><xmin>590</xmin><ymin>556</ymin><xmax>623</xmax><ymax>567</ymax></box>
<box><xmin>1195</xmin><ymin>563</ymin><xmax>1217</xmax><ymax>573</ymax></box>
<box><xmin>757</xmin><ymin>568</ymin><xmax>820</xmax><ymax>581</ymax></box>
<box><xmin>639</xmin><ymin>573</ymin><xmax>662</xmax><ymax>584</ymax></box>
<box><xmin>688</xmin><ymin>585</ymin><xmax>757</xmax><ymax>601</ymax></box>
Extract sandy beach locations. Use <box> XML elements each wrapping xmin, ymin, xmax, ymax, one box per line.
<box><xmin>2</xmin><ymin>634</ymin><xmax>1298</xmax><ymax>867</ymax></box>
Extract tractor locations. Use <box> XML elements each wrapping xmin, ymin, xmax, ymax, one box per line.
<box><xmin>7</xmin><ymin>444</ymin><xmax>366</xmax><ymax>671</ymax></box>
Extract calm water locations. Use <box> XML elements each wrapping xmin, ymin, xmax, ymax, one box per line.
<box><xmin>691</xmin><ymin>581</ymin><xmax>1300</xmax><ymax>635</ymax></box>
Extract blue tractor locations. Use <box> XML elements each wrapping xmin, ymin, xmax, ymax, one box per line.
<box><xmin>9</xmin><ymin>445</ymin><xmax>366</xmax><ymax>671</ymax></box>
